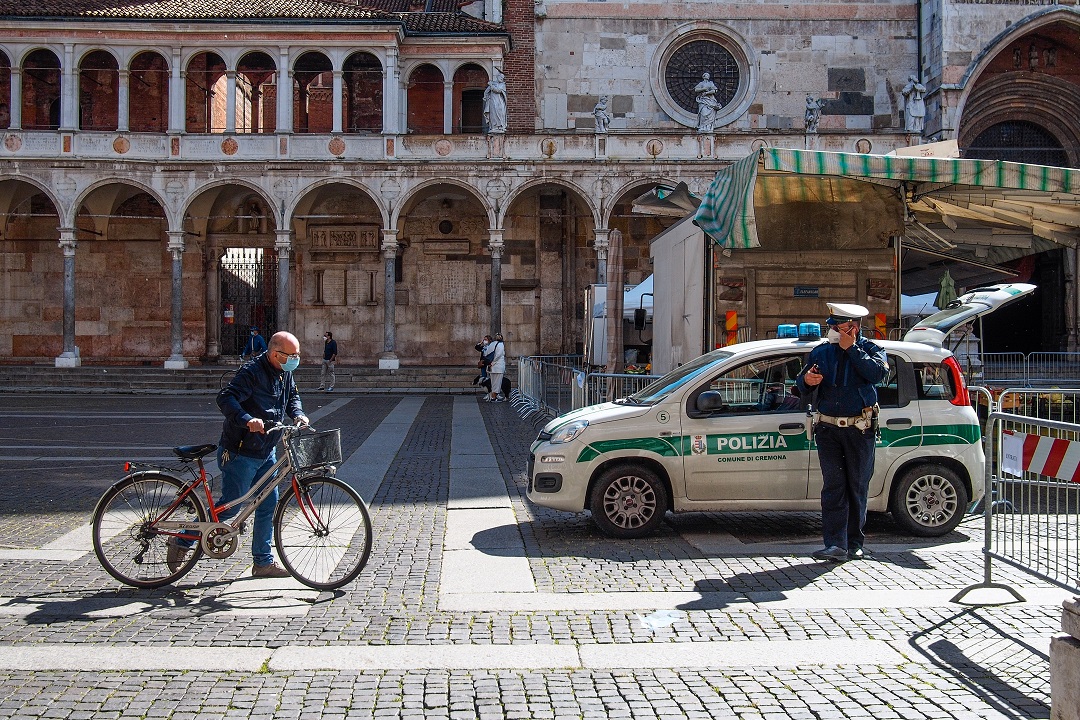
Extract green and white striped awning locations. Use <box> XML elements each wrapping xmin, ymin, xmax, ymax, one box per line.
<box><xmin>693</xmin><ymin>147</ymin><xmax>1080</xmax><ymax>251</ymax></box>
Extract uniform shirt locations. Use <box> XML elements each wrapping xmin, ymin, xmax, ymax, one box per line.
<box><xmin>796</xmin><ymin>336</ymin><xmax>888</xmax><ymax>417</ymax></box>
<box><xmin>242</xmin><ymin>333</ymin><xmax>267</xmax><ymax>357</ymax></box>
<box><xmin>217</xmin><ymin>353</ymin><xmax>304</xmax><ymax>458</ymax></box>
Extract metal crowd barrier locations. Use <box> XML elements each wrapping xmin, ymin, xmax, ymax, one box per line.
<box><xmin>573</xmin><ymin>372</ymin><xmax>661</xmax><ymax>408</ymax></box>
<box><xmin>979</xmin><ymin>351</ymin><xmax>1080</xmax><ymax>387</ymax></box>
<box><xmin>953</xmin><ymin>395</ymin><xmax>1080</xmax><ymax>602</ymax></box>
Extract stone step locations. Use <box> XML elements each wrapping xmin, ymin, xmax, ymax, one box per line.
<box><xmin>0</xmin><ymin>364</ymin><xmax>508</xmax><ymax>393</ymax></box>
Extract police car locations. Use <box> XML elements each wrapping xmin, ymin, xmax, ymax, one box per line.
<box><xmin>527</xmin><ymin>283</ymin><xmax>1035</xmax><ymax>538</ymax></box>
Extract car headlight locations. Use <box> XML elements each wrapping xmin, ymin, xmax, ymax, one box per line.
<box><xmin>548</xmin><ymin>419</ymin><xmax>589</xmax><ymax>444</ymax></box>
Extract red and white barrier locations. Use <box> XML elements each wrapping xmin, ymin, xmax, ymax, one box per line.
<box><xmin>1001</xmin><ymin>430</ymin><xmax>1080</xmax><ymax>483</ymax></box>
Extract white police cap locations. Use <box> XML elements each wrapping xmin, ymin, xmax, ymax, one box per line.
<box><xmin>825</xmin><ymin>302</ymin><xmax>870</xmax><ymax>324</ymax></box>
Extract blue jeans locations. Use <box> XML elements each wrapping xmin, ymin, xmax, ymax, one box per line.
<box><xmin>176</xmin><ymin>448</ymin><xmax>279</xmax><ymax>567</ymax></box>
<box><xmin>815</xmin><ymin>422</ymin><xmax>875</xmax><ymax>550</ymax></box>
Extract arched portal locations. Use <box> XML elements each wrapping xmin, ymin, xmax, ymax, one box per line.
<box><xmin>22</xmin><ymin>49</ymin><xmax>60</xmax><ymax>130</ymax></box>
<box><xmin>79</xmin><ymin>50</ymin><xmax>119</xmax><ymax>131</ymax></box>
<box><xmin>129</xmin><ymin>51</ymin><xmax>169</xmax><ymax>133</ymax></box>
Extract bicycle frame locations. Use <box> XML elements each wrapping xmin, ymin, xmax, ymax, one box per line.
<box><xmin>151</xmin><ymin>448</ymin><xmax>302</xmax><ymax>548</ymax></box>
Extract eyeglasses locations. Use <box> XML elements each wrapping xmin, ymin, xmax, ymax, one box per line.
<box><xmin>274</xmin><ymin>350</ymin><xmax>301</xmax><ymax>360</ymax></box>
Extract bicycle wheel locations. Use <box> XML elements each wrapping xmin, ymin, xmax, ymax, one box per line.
<box><xmin>274</xmin><ymin>475</ymin><xmax>372</xmax><ymax>590</ymax></box>
<box><xmin>92</xmin><ymin>473</ymin><xmax>206</xmax><ymax>588</ymax></box>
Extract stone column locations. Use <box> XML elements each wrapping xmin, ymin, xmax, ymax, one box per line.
<box><xmin>164</xmin><ymin>231</ymin><xmax>188</xmax><ymax>368</ymax></box>
<box><xmin>275</xmin><ymin>229</ymin><xmax>292</xmax><ymax>331</ymax></box>
<box><xmin>332</xmin><ymin>70</ymin><xmax>343</xmax><ymax>134</ymax></box>
<box><xmin>225</xmin><ymin>70</ymin><xmax>237</xmax><ymax>134</ymax></box>
<box><xmin>443</xmin><ymin>80</ymin><xmax>453</xmax><ymax>135</ymax></box>
<box><xmin>117</xmin><ymin>70</ymin><xmax>130</xmax><ymax>132</ymax></box>
<box><xmin>593</xmin><ymin>228</ymin><xmax>610</xmax><ymax>284</ymax></box>
<box><xmin>1051</xmin><ymin>597</ymin><xmax>1080</xmax><ymax>720</ymax></box>
<box><xmin>9</xmin><ymin>67</ymin><xmax>21</xmax><ymax>129</ymax></box>
<box><xmin>489</xmin><ymin>230</ymin><xmax>504</xmax><ymax>335</ymax></box>
<box><xmin>55</xmin><ymin>229</ymin><xmax>80</xmax><ymax>367</ymax></box>
<box><xmin>383</xmin><ymin>48</ymin><xmax>399</xmax><ymax>135</ymax></box>
<box><xmin>379</xmin><ymin>228</ymin><xmax>400</xmax><ymax>369</ymax></box>
<box><xmin>206</xmin><ymin>243</ymin><xmax>221</xmax><ymax>360</ymax></box>
<box><xmin>168</xmin><ymin>49</ymin><xmax>183</xmax><ymax>133</ymax></box>
<box><xmin>277</xmin><ymin>50</ymin><xmax>293</xmax><ymax>134</ymax></box>
<box><xmin>61</xmin><ymin>44</ymin><xmax>76</xmax><ymax>131</ymax></box>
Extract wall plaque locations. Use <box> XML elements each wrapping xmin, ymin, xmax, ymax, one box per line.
<box><xmin>309</xmin><ymin>225</ymin><xmax>379</xmax><ymax>252</ymax></box>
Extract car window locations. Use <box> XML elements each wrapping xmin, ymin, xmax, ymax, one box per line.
<box><xmin>876</xmin><ymin>354</ymin><xmax>902</xmax><ymax>408</ymax></box>
<box><xmin>689</xmin><ymin>353</ymin><xmax>807</xmax><ymax>417</ymax></box>
<box><xmin>627</xmin><ymin>350</ymin><xmax>734</xmax><ymax>404</ymax></box>
<box><xmin>914</xmin><ymin>361</ymin><xmax>957</xmax><ymax>401</ymax></box>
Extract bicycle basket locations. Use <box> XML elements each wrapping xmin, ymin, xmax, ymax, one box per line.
<box><xmin>286</xmin><ymin>429</ymin><xmax>343</xmax><ymax>471</ymax></box>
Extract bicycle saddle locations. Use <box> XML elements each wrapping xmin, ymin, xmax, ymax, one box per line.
<box><xmin>174</xmin><ymin>444</ymin><xmax>217</xmax><ymax>461</ymax></box>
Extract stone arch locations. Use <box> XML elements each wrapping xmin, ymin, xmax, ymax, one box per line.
<box><xmin>286</xmin><ymin>177</ymin><xmax>387</xmax><ymax>228</ymax></box>
<box><xmin>956</xmin><ymin>11</ymin><xmax>1080</xmax><ymax>166</ymax></box>
<box><xmin>0</xmin><ymin>177</ymin><xmax>64</xmax><ymax>360</ymax></box>
<box><xmin>21</xmin><ymin>47</ymin><xmax>61</xmax><ymax>130</ymax></box>
<box><xmin>394</xmin><ymin>177</ymin><xmax>493</xmax><ymax>230</ymax></box>
<box><xmin>452</xmin><ymin>63</ymin><xmax>487</xmax><ymax>134</ymax></box>
<box><xmin>71</xmin><ymin>178</ymin><xmax>171</xmax><ymax>231</ymax></box>
<box><xmin>293</xmin><ymin>50</ymin><xmax>333</xmax><ymax>134</ymax></box>
<box><xmin>185</xmin><ymin>50</ymin><xmax>227</xmax><ymax>133</ymax></box>
<box><xmin>235</xmin><ymin>50</ymin><xmax>276</xmax><ymax>134</ymax></box>
<box><xmin>406</xmin><ymin>63</ymin><xmax>445</xmax><ymax>135</ymax></box>
<box><xmin>502</xmin><ymin>176</ymin><xmax>600</xmax><ymax>229</ymax></box>
<box><xmin>343</xmin><ymin>51</ymin><xmax>382</xmax><ymax>133</ymax></box>
<box><xmin>129</xmin><ymin>50</ymin><xmax>169</xmax><ymax>133</ymax></box>
<box><xmin>78</xmin><ymin>49</ymin><xmax>120</xmax><ymax>132</ymax></box>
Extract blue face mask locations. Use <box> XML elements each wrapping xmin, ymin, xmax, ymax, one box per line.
<box><xmin>282</xmin><ymin>356</ymin><xmax>300</xmax><ymax>373</ymax></box>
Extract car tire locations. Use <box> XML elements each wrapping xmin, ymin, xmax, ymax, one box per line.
<box><xmin>889</xmin><ymin>464</ymin><xmax>969</xmax><ymax>537</ymax></box>
<box><xmin>589</xmin><ymin>465</ymin><xmax>668</xmax><ymax>538</ymax></box>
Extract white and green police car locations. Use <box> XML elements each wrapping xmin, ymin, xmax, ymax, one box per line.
<box><xmin>527</xmin><ymin>283</ymin><xmax>1035</xmax><ymax>538</ymax></box>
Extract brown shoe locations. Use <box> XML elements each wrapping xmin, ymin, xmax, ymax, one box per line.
<box><xmin>251</xmin><ymin>562</ymin><xmax>290</xmax><ymax>578</ymax></box>
<box><xmin>166</xmin><ymin>538</ymin><xmax>191</xmax><ymax>573</ymax></box>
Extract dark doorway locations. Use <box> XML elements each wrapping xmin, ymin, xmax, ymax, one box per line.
<box><xmin>219</xmin><ymin>248</ymin><xmax>278</xmax><ymax>356</ymax></box>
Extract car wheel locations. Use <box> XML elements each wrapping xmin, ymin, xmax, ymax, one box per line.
<box><xmin>589</xmin><ymin>465</ymin><xmax>668</xmax><ymax>538</ymax></box>
<box><xmin>890</xmin><ymin>464</ymin><xmax>969</xmax><ymax>536</ymax></box>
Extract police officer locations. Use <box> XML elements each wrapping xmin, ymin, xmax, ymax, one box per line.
<box><xmin>797</xmin><ymin>303</ymin><xmax>888</xmax><ymax>561</ymax></box>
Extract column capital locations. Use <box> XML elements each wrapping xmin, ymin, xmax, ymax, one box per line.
<box><xmin>58</xmin><ymin>228</ymin><xmax>77</xmax><ymax>254</ymax></box>
<box><xmin>381</xmin><ymin>228</ymin><xmax>399</xmax><ymax>253</ymax></box>
<box><xmin>488</xmin><ymin>228</ymin><xmax>504</xmax><ymax>250</ymax></box>
<box><xmin>593</xmin><ymin>228</ymin><xmax>611</xmax><ymax>250</ymax></box>
<box><xmin>167</xmin><ymin>230</ymin><xmax>185</xmax><ymax>254</ymax></box>
<box><xmin>275</xmin><ymin>229</ymin><xmax>293</xmax><ymax>252</ymax></box>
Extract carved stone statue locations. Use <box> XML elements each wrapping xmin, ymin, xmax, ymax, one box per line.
<box><xmin>804</xmin><ymin>94</ymin><xmax>825</xmax><ymax>133</ymax></box>
<box><xmin>593</xmin><ymin>96</ymin><xmax>610</xmax><ymax>133</ymax></box>
<box><xmin>483</xmin><ymin>67</ymin><xmax>507</xmax><ymax>134</ymax></box>
<box><xmin>694</xmin><ymin>73</ymin><xmax>719</xmax><ymax>133</ymax></box>
<box><xmin>901</xmin><ymin>75</ymin><xmax>926</xmax><ymax>134</ymax></box>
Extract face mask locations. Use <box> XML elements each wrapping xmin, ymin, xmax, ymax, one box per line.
<box><xmin>282</xmin><ymin>356</ymin><xmax>300</xmax><ymax>373</ymax></box>
<box><xmin>827</xmin><ymin>328</ymin><xmax>841</xmax><ymax>343</ymax></box>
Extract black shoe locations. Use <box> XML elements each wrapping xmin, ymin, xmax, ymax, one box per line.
<box><xmin>847</xmin><ymin>545</ymin><xmax>864</xmax><ymax>560</ymax></box>
<box><xmin>811</xmin><ymin>545</ymin><xmax>848</xmax><ymax>562</ymax></box>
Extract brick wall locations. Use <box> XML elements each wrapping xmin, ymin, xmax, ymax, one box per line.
<box><xmin>503</xmin><ymin>0</ymin><xmax>536</xmax><ymax>132</ymax></box>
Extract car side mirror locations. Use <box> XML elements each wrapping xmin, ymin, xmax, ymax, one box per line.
<box><xmin>696</xmin><ymin>390</ymin><xmax>727</xmax><ymax>413</ymax></box>
<box><xmin>633</xmin><ymin>308</ymin><xmax>647</xmax><ymax>331</ymax></box>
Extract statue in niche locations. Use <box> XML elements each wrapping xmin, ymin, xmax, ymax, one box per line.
<box><xmin>593</xmin><ymin>96</ymin><xmax>610</xmax><ymax>133</ymax></box>
<box><xmin>804</xmin><ymin>94</ymin><xmax>825</xmax><ymax>133</ymax></box>
<box><xmin>483</xmin><ymin>67</ymin><xmax>507</xmax><ymax>134</ymax></box>
<box><xmin>901</xmin><ymin>75</ymin><xmax>926</xmax><ymax>134</ymax></box>
<box><xmin>694</xmin><ymin>73</ymin><xmax>719</xmax><ymax>133</ymax></box>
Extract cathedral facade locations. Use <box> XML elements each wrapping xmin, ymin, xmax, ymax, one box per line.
<box><xmin>0</xmin><ymin>0</ymin><xmax>1077</xmax><ymax>367</ymax></box>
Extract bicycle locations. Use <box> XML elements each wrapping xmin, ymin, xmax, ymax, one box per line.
<box><xmin>91</xmin><ymin>423</ymin><xmax>373</xmax><ymax>591</ymax></box>
<box><xmin>218</xmin><ymin>355</ymin><xmax>249</xmax><ymax>390</ymax></box>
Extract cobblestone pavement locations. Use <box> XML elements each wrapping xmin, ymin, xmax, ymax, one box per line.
<box><xmin>0</xmin><ymin>391</ymin><xmax>1071</xmax><ymax>719</ymax></box>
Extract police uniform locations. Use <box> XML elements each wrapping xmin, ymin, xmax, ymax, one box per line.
<box><xmin>796</xmin><ymin>303</ymin><xmax>888</xmax><ymax>561</ymax></box>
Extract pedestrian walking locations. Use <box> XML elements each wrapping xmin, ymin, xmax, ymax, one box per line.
<box><xmin>796</xmin><ymin>303</ymin><xmax>888</xmax><ymax>562</ymax></box>
<box><xmin>168</xmin><ymin>331</ymin><xmax>309</xmax><ymax>577</ymax></box>
<box><xmin>318</xmin><ymin>331</ymin><xmax>338</xmax><ymax>392</ymax></box>
<box><xmin>484</xmin><ymin>332</ymin><xmax>507</xmax><ymax>402</ymax></box>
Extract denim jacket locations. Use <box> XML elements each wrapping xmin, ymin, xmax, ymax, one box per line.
<box><xmin>217</xmin><ymin>354</ymin><xmax>304</xmax><ymax>458</ymax></box>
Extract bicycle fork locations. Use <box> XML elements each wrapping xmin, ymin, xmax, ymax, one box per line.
<box><xmin>292</xmin><ymin>477</ymin><xmax>330</xmax><ymax>537</ymax></box>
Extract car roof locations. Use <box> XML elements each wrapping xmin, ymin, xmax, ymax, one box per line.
<box><xmin>718</xmin><ymin>337</ymin><xmax>952</xmax><ymax>360</ymax></box>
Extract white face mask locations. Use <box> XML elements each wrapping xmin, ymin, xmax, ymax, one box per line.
<box><xmin>827</xmin><ymin>328</ymin><xmax>841</xmax><ymax>343</ymax></box>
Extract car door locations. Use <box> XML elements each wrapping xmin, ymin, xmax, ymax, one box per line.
<box><xmin>808</xmin><ymin>352</ymin><xmax>923</xmax><ymax>501</ymax></box>
<box><xmin>682</xmin><ymin>351</ymin><xmax>814</xmax><ymax>501</ymax></box>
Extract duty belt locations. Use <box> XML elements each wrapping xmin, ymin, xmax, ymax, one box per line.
<box><xmin>817</xmin><ymin>412</ymin><xmax>871</xmax><ymax>430</ymax></box>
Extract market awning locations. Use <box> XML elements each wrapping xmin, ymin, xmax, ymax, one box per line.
<box><xmin>693</xmin><ymin>148</ymin><xmax>1080</xmax><ymax>292</ymax></box>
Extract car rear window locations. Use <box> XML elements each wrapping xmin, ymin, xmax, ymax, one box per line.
<box><xmin>914</xmin><ymin>362</ymin><xmax>957</xmax><ymax>401</ymax></box>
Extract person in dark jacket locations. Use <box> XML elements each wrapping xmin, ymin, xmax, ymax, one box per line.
<box><xmin>168</xmin><ymin>331</ymin><xmax>309</xmax><ymax>577</ymax></box>
<box><xmin>241</xmin><ymin>325</ymin><xmax>267</xmax><ymax>360</ymax></box>
<box><xmin>796</xmin><ymin>303</ymin><xmax>888</xmax><ymax>563</ymax></box>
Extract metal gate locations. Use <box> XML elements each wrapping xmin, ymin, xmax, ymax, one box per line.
<box><xmin>219</xmin><ymin>248</ymin><xmax>277</xmax><ymax>356</ymax></box>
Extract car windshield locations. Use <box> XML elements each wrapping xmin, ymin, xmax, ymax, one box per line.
<box><xmin>624</xmin><ymin>350</ymin><xmax>734</xmax><ymax>404</ymax></box>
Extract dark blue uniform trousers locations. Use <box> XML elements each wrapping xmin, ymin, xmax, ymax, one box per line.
<box><xmin>815</xmin><ymin>422</ymin><xmax>875</xmax><ymax>550</ymax></box>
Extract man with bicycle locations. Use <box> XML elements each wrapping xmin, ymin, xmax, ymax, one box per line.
<box><xmin>169</xmin><ymin>331</ymin><xmax>309</xmax><ymax>577</ymax></box>
<box><xmin>241</xmin><ymin>325</ymin><xmax>267</xmax><ymax>361</ymax></box>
